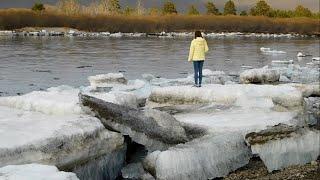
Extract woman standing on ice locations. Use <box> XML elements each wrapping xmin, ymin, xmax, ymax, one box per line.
<box><xmin>188</xmin><ymin>31</ymin><xmax>209</xmax><ymax>87</ymax></box>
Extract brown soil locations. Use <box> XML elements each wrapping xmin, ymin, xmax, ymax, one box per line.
<box><xmin>223</xmin><ymin>157</ymin><xmax>320</xmax><ymax>180</ymax></box>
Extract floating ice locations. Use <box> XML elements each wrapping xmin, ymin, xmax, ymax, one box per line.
<box><xmin>260</xmin><ymin>47</ymin><xmax>286</xmax><ymax>54</ymax></box>
<box><xmin>0</xmin><ymin>164</ymin><xmax>79</xmax><ymax>180</ymax></box>
<box><xmin>240</xmin><ymin>68</ymin><xmax>280</xmax><ymax>84</ymax></box>
<box><xmin>88</xmin><ymin>73</ymin><xmax>127</xmax><ymax>88</ymax></box>
<box><xmin>312</xmin><ymin>57</ymin><xmax>320</xmax><ymax>61</ymax></box>
<box><xmin>271</xmin><ymin>60</ymin><xmax>294</xmax><ymax>66</ymax></box>
<box><xmin>297</xmin><ymin>52</ymin><xmax>306</xmax><ymax>57</ymax></box>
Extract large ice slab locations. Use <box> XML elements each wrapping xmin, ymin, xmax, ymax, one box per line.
<box><xmin>0</xmin><ymin>164</ymin><xmax>79</xmax><ymax>180</ymax></box>
<box><xmin>245</xmin><ymin>126</ymin><xmax>320</xmax><ymax>172</ymax></box>
<box><xmin>149</xmin><ymin>84</ymin><xmax>303</xmax><ymax>108</ymax></box>
<box><xmin>150</xmin><ymin>69</ymin><xmax>233</xmax><ymax>87</ymax></box>
<box><xmin>174</xmin><ymin>108</ymin><xmax>298</xmax><ymax>134</ymax></box>
<box><xmin>80</xmin><ymin>94</ymin><xmax>189</xmax><ymax>151</ymax></box>
<box><xmin>239</xmin><ymin>68</ymin><xmax>280</xmax><ymax>84</ymax></box>
<box><xmin>143</xmin><ymin>133</ymin><xmax>251</xmax><ymax>180</ymax></box>
<box><xmin>270</xmin><ymin>64</ymin><xmax>320</xmax><ymax>83</ymax></box>
<box><xmin>0</xmin><ymin>85</ymin><xmax>81</xmax><ymax>115</ymax></box>
<box><xmin>0</xmin><ymin>106</ymin><xmax>124</xmax><ymax>168</ymax></box>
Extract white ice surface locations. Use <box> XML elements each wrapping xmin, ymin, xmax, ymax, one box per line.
<box><xmin>0</xmin><ymin>85</ymin><xmax>81</xmax><ymax>115</ymax></box>
<box><xmin>174</xmin><ymin>108</ymin><xmax>297</xmax><ymax>135</ymax></box>
<box><xmin>0</xmin><ymin>164</ymin><xmax>79</xmax><ymax>180</ymax></box>
<box><xmin>0</xmin><ymin>85</ymin><xmax>124</xmax><ymax>168</ymax></box>
<box><xmin>0</xmin><ymin>106</ymin><xmax>104</xmax><ymax>149</ymax></box>
<box><xmin>84</xmin><ymin>91</ymin><xmax>139</xmax><ymax>108</ymax></box>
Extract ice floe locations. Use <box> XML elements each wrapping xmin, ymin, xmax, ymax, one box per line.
<box><xmin>0</xmin><ymin>85</ymin><xmax>126</xmax><ymax>179</ymax></box>
<box><xmin>149</xmin><ymin>84</ymin><xmax>303</xmax><ymax>108</ymax></box>
<box><xmin>240</xmin><ymin>68</ymin><xmax>280</xmax><ymax>84</ymax></box>
<box><xmin>0</xmin><ymin>85</ymin><xmax>81</xmax><ymax>115</ymax></box>
<box><xmin>245</xmin><ymin>126</ymin><xmax>320</xmax><ymax>172</ymax></box>
<box><xmin>88</xmin><ymin>73</ymin><xmax>128</xmax><ymax>88</ymax></box>
<box><xmin>312</xmin><ymin>57</ymin><xmax>320</xmax><ymax>61</ymax></box>
<box><xmin>80</xmin><ymin>94</ymin><xmax>190</xmax><ymax>151</ymax></box>
<box><xmin>143</xmin><ymin>133</ymin><xmax>251</xmax><ymax>180</ymax></box>
<box><xmin>260</xmin><ymin>47</ymin><xmax>286</xmax><ymax>54</ymax></box>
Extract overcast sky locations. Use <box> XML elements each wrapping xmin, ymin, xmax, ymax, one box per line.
<box><xmin>0</xmin><ymin>0</ymin><xmax>319</xmax><ymax>12</ymax></box>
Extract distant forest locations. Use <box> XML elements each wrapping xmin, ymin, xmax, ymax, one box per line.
<box><xmin>0</xmin><ymin>0</ymin><xmax>319</xmax><ymax>35</ymax></box>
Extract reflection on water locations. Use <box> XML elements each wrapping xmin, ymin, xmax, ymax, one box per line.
<box><xmin>0</xmin><ymin>36</ymin><xmax>319</xmax><ymax>96</ymax></box>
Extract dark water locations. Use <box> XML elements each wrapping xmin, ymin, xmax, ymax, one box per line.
<box><xmin>0</xmin><ymin>36</ymin><xmax>319</xmax><ymax>96</ymax></box>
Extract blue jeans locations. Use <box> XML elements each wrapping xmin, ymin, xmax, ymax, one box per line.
<box><xmin>193</xmin><ymin>60</ymin><xmax>204</xmax><ymax>85</ymax></box>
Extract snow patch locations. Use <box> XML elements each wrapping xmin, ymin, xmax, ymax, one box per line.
<box><xmin>0</xmin><ymin>164</ymin><xmax>79</xmax><ymax>180</ymax></box>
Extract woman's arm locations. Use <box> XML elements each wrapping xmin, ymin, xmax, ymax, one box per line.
<box><xmin>188</xmin><ymin>41</ymin><xmax>195</xmax><ymax>62</ymax></box>
<box><xmin>204</xmin><ymin>39</ymin><xmax>209</xmax><ymax>53</ymax></box>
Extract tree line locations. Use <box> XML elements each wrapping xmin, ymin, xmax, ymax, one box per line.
<box><xmin>32</xmin><ymin>0</ymin><xmax>319</xmax><ymax>18</ymax></box>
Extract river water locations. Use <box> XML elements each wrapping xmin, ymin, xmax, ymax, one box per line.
<box><xmin>0</xmin><ymin>36</ymin><xmax>319</xmax><ymax>96</ymax></box>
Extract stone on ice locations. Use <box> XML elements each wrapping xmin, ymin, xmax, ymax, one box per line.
<box><xmin>240</xmin><ymin>68</ymin><xmax>280</xmax><ymax>84</ymax></box>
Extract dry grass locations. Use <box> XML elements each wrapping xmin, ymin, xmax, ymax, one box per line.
<box><xmin>0</xmin><ymin>9</ymin><xmax>319</xmax><ymax>35</ymax></box>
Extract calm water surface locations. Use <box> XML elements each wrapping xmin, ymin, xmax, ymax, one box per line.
<box><xmin>0</xmin><ymin>36</ymin><xmax>319</xmax><ymax>96</ymax></box>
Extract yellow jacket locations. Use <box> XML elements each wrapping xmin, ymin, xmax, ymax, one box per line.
<box><xmin>188</xmin><ymin>37</ymin><xmax>209</xmax><ymax>62</ymax></box>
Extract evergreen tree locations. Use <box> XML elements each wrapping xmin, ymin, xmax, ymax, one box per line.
<box><xmin>107</xmin><ymin>0</ymin><xmax>121</xmax><ymax>14</ymax></box>
<box><xmin>240</xmin><ymin>10</ymin><xmax>247</xmax><ymax>16</ymax></box>
<box><xmin>250</xmin><ymin>0</ymin><xmax>271</xmax><ymax>16</ymax></box>
<box><xmin>32</xmin><ymin>2</ymin><xmax>45</xmax><ymax>11</ymax></box>
<box><xmin>206</xmin><ymin>1</ymin><xmax>219</xmax><ymax>15</ymax></box>
<box><xmin>223</xmin><ymin>0</ymin><xmax>236</xmax><ymax>15</ymax></box>
<box><xmin>163</xmin><ymin>1</ymin><xmax>177</xmax><ymax>14</ymax></box>
<box><xmin>294</xmin><ymin>5</ymin><xmax>312</xmax><ymax>17</ymax></box>
<box><xmin>188</xmin><ymin>5</ymin><xmax>200</xmax><ymax>15</ymax></box>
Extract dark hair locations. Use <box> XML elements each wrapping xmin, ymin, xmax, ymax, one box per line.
<box><xmin>195</xmin><ymin>31</ymin><xmax>202</xmax><ymax>39</ymax></box>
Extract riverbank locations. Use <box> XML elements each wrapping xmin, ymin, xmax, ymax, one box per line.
<box><xmin>0</xmin><ymin>9</ymin><xmax>319</xmax><ymax>35</ymax></box>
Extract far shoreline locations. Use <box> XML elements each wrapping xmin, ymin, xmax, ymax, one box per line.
<box><xmin>0</xmin><ymin>27</ymin><xmax>319</xmax><ymax>38</ymax></box>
